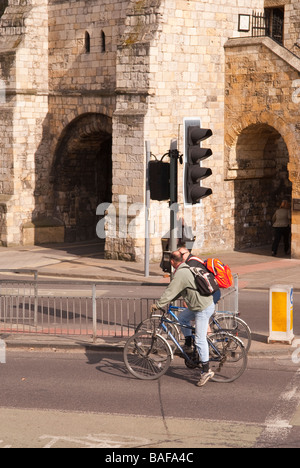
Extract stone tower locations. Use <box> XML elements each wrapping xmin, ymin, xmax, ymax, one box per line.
<box><xmin>0</xmin><ymin>0</ymin><xmax>299</xmax><ymax>259</ymax></box>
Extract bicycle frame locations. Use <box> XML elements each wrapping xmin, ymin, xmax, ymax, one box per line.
<box><xmin>156</xmin><ymin>305</ymin><xmax>225</xmax><ymax>365</ymax></box>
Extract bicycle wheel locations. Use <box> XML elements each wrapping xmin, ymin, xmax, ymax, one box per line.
<box><xmin>124</xmin><ymin>331</ymin><xmax>172</xmax><ymax>380</ymax></box>
<box><xmin>210</xmin><ymin>314</ymin><xmax>252</xmax><ymax>352</ymax></box>
<box><xmin>136</xmin><ymin>315</ymin><xmax>181</xmax><ymax>352</ymax></box>
<box><xmin>208</xmin><ymin>332</ymin><xmax>247</xmax><ymax>383</ymax></box>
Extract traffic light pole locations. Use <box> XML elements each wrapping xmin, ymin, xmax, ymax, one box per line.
<box><xmin>144</xmin><ymin>141</ymin><xmax>151</xmax><ymax>277</ymax></box>
<box><xmin>169</xmin><ymin>140</ymin><xmax>179</xmax><ymax>276</ymax></box>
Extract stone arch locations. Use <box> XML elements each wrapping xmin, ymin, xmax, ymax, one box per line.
<box><xmin>52</xmin><ymin>113</ymin><xmax>112</xmax><ymax>242</ymax></box>
<box><xmin>225</xmin><ymin>112</ymin><xmax>298</xmax><ymax>177</ymax></box>
<box><xmin>225</xmin><ymin>116</ymin><xmax>293</xmax><ymax>250</ymax></box>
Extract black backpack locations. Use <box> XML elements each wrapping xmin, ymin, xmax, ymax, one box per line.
<box><xmin>184</xmin><ymin>257</ymin><xmax>220</xmax><ymax>297</ymax></box>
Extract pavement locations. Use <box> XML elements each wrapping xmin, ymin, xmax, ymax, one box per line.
<box><xmin>0</xmin><ymin>240</ymin><xmax>300</xmax><ymax>288</ymax></box>
<box><xmin>0</xmin><ymin>240</ymin><xmax>300</xmax><ymax>357</ymax></box>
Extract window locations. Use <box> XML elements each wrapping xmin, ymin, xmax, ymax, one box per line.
<box><xmin>101</xmin><ymin>31</ymin><xmax>106</xmax><ymax>53</ymax></box>
<box><xmin>265</xmin><ymin>7</ymin><xmax>285</xmax><ymax>45</ymax></box>
<box><xmin>85</xmin><ymin>31</ymin><xmax>91</xmax><ymax>53</ymax></box>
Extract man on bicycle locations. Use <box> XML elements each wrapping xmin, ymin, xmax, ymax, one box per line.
<box><xmin>151</xmin><ymin>250</ymin><xmax>215</xmax><ymax>387</ymax></box>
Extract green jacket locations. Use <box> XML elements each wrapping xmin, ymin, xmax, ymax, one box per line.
<box><xmin>156</xmin><ymin>263</ymin><xmax>214</xmax><ymax>312</ymax></box>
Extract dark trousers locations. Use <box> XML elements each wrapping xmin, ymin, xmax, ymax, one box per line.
<box><xmin>272</xmin><ymin>227</ymin><xmax>290</xmax><ymax>254</ymax></box>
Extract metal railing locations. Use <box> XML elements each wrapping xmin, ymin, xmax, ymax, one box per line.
<box><xmin>252</xmin><ymin>12</ymin><xmax>269</xmax><ymax>38</ymax></box>
<box><xmin>0</xmin><ymin>271</ymin><xmax>239</xmax><ymax>342</ymax></box>
<box><xmin>252</xmin><ymin>10</ymin><xmax>284</xmax><ymax>45</ymax></box>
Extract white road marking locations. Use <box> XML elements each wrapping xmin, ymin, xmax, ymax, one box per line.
<box><xmin>40</xmin><ymin>433</ymin><xmax>150</xmax><ymax>449</ymax></box>
<box><xmin>256</xmin><ymin>368</ymin><xmax>300</xmax><ymax>447</ymax></box>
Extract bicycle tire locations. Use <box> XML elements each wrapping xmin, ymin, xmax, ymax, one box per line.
<box><xmin>124</xmin><ymin>331</ymin><xmax>172</xmax><ymax>380</ymax></box>
<box><xmin>135</xmin><ymin>315</ymin><xmax>181</xmax><ymax>352</ymax></box>
<box><xmin>210</xmin><ymin>314</ymin><xmax>252</xmax><ymax>352</ymax></box>
<box><xmin>208</xmin><ymin>332</ymin><xmax>247</xmax><ymax>383</ymax></box>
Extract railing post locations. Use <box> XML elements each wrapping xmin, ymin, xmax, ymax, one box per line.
<box><xmin>34</xmin><ymin>271</ymin><xmax>38</xmax><ymax>327</ymax></box>
<box><xmin>92</xmin><ymin>284</ymin><xmax>97</xmax><ymax>342</ymax></box>
<box><xmin>234</xmin><ymin>274</ymin><xmax>239</xmax><ymax>315</ymax></box>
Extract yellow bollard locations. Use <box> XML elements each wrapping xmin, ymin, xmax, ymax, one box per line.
<box><xmin>268</xmin><ymin>285</ymin><xmax>294</xmax><ymax>344</ymax></box>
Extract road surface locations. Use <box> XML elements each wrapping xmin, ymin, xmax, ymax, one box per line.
<box><xmin>0</xmin><ymin>348</ymin><xmax>299</xmax><ymax>448</ymax></box>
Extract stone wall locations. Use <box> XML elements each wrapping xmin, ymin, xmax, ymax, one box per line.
<box><xmin>0</xmin><ymin>0</ymin><xmax>49</xmax><ymax>245</ymax></box>
<box><xmin>285</xmin><ymin>0</ymin><xmax>300</xmax><ymax>56</ymax></box>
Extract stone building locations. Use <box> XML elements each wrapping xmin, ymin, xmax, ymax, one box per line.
<box><xmin>0</xmin><ymin>0</ymin><xmax>299</xmax><ymax>260</ymax></box>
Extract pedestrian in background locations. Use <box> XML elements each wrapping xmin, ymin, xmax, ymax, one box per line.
<box><xmin>272</xmin><ymin>200</ymin><xmax>291</xmax><ymax>256</ymax></box>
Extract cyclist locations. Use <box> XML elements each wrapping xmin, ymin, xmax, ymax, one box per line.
<box><xmin>151</xmin><ymin>250</ymin><xmax>215</xmax><ymax>387</ymax></box>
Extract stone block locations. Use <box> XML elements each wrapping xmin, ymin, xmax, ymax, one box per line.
<box><xmin>22</xmin><ymin>217</ymin><xmax>65</xmax><ymax>245</ymax></box>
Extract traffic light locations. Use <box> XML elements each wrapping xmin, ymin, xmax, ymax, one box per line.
<box><xmin>185</xmin><ymin>126</ymin><xmax>213</xmax><ymax>205</ymax></box>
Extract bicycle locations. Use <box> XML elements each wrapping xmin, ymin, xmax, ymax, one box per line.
<box><xmin>136</xmin><ymin>305</ymin><xmax>252</xmax><ymax>352</ymax></box>
<box><xmin>124</xmin><ymin>305</ymin><xmax>247</xmax><ymax>383</ymax></box>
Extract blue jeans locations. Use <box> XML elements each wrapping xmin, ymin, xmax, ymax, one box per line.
<box><xmin>179</xmin><ymin>302</ymin><xmax>215</xmax><ymax>363</ymax></box>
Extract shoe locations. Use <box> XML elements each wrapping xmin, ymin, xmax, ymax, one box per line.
<box><xmin>197</xmin><ymin>370</ymin><xmax>215</xmax><ymax>387</ymax></box>
<box><xmin>272</xmin><ymin>252</ymin><xmax>277</xmax><ymax>257</ymax></box>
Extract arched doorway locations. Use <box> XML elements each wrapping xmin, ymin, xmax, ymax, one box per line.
<box><xmin>52</xmin><ymin>113</ymin><xmax>112</xmax><ymax>242</ymax></box>
<box><xmin>232</xmin><ymin>124</ymin><xmax>292</xmax><ymax>249</ymax></box>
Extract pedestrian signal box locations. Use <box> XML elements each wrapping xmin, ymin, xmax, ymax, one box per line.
<box><xmin>149</xmin><ymin>160</ymin><xmax>170</xmax><ymax>201</ymax></box>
